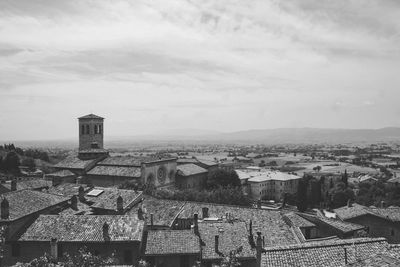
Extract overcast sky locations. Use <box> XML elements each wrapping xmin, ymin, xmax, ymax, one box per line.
<box><xmin>1</xmin><ymin>0</ymin><xmax>400</xmax><ymax>140</ymax></box>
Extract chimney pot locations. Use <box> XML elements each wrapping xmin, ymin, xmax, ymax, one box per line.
<box><xmin>202</xmin><ymin>207</ymin><xmax>209</xmax><ymax>219</ymax></box>
<box><xmin>11</xmin><ymin>180</ymin><xmax>17</xmax><ymax>191</ymax></box>
<box><xmin>78</xmin><ymin>186</ymin><xmax>85</xmax><ymax>202</ymax></box>
<box><xmin>117</xmin><ymin>196</ymin><xmax>123</xmax><ymax>213</ymax></box>
<box><xmin>103</xmin><ymin>222</ymin><xmax>110</xmax><ymax>241</ymax></box>
<box><xmin>138</xmin><ymin>207</ymin><xmax>144</xmax><ymax>220</ymax></box>
<box><xmin>50</xmin><ymin>238</ymin><xmax>58</xmax><ymax>259</ymax></box>
<box><xmin>1</xmin><ymin>198</ymin><xmax>10</xmax><ymax>220</ymax></box>
<box><xmin>71</xmin><ymin>195</ymin><xmax>78</xmax><ymax>210</ymax></box>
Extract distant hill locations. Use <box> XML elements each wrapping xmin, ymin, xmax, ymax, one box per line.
<box><xmin>3</xmin><ymin>127</ymin><xmax>400</xmax><ymax>147</ymax></box>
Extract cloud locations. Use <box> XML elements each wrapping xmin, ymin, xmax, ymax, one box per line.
<box><xmin>0</xmin><ymin>0</ymin><xmax>399</xmax><ymax>140</ymax></box>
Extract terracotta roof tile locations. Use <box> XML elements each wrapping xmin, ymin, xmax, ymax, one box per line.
<box><xmin>46</xmin><ymin>170</ymin><xmax>76</xmax><ymax>178</ymax></box>
<box><xmin>89</xmin><ymin>187</ymin><xmax>142</xmax><ymax>211</ymax></box>
<box><xmin>55</xmin><ymin>156</ymin><xmax>99</xmax><ymax>170</ymax></box>
<box><xmin>87</xmin><ymin>165</ymin><xmax>141</xmax><ymax>178</ymax></box>
<box><xmin>1</xmin><ymin>179</ymin><xmax>51</xmax><ymax>191</ymax></box>
<box><xmin>177</xmin><ymin>164</ymin><xmax>208</xmax><ymax>176</ymax></box>
<box><xmin>20</xmin><ymin>215</ymin><xmax>143</xmax><ymax>242</ymax></box>
<box><xmin>0</xmin><ymin>190</ymin><xmax>69</xmax><ymax>221</ymax></box>
<box><xmin>145</xmin><ymin>230</ymin><xmax>200</xmax><ymax>255</ymax></box>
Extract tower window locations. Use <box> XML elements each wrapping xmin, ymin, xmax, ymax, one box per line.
<box><xmin>94</xmin><ymin>125</ymin><xmax>98</xmax><ymax>134</ymax></box>
<box><xmin>85</xmin><ymin>125</ymin><xmax>90</xmax><ymax>134</ymax></box>
<box><xmin>99</xmin><ymin>125</ymin><xmax>102</xmax><ymax>134</ymax></box>
<box><xmin>81</xmin><ymin>125</ymin><xmax>85</xmax><ymax>135</ymax></box>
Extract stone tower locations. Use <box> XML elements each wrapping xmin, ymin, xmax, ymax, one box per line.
<box><xmin>78</xmin><ymin>114</ymin><xmax>104</xmax><ymax>151</ymax></box>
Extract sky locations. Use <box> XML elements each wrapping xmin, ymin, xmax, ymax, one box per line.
<box><xmin>1</xmin><ymin>0</ymin><xmax>400</xmax><ymax>140</ymax></box>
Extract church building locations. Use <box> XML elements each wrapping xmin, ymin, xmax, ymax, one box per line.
<box><xmin>54</xmin><ymin>114</ymin><xmax>177</xmax><ymax>188</ymax></box>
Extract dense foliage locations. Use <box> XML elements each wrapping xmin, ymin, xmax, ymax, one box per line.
<box><xmin>207</xmin><ymin>169</ymin><xmax>241</xmax><ymax>189</ymax></box>
<box><xmin>296</xmin><ymin>178</ymin><xmax>308</xmax><ymax>212</ymax></box>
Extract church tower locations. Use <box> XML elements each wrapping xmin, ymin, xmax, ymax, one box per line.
<box><xmin>78</xmin><ymin>114</ymin><xmax>104</xmax><ymax>151</ymax></box>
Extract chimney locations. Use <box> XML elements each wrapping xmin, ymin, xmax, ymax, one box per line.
<box><xmin>249</xmin><ymin>220</ymin><xmax>255</xmax><ymax>248</ymax></box>
<box><xmin>344</xmin><ymin>247</ymin><xmax>348</xmax><ymax>264</ymax></box>
<box><xmin>150</xmin><ymin>213</ymin><xmax>154</xmax><ymax>227</ymax></box>
<box><xmin>71</xmin><ymin>195</ymin><xmax>78</xmax><ymax>210</ymax></box>
<box><xmin>10</xmin><ymin>179</ymin><xmax>17</xmax><ymax>191</ymax></box>
<box><xmin>117</xmin><ymin>196</ymin><xmax>123</xmax><ymax>213</ymax></box>
<box><xmin>103</xmin><ymin>222</ymin><xmax>110</xmax><ymax>241</ymax></box>
<box><xmin>193</xmin><ymin>213</ymin><xmax>199</xmax><ymax>235</ymax></box>
<box><xmin>381</xmin><ymin>201</ymin><xmax>385</xmax><ymax>208</ymax></box>
<box><xmin>214</xmin><ymin>235</ymin><xmax>219</xmax><ymax>253</ymax></box>
<box><xmin>202</xmin><ymin>207</ymin><xmax>209</xmax><ymax>219</ymax></box>
<box><xmin>50</xmin><ymin>238</ymin><xmax>58</xmax><ymax>259</ymax></box>
<box><xmin>1</xmin><ymin>198</ymin><xmax>10</xmax><ymax>220</ymax></box>
<box><xmin>137</xmin><ymin>207</ymin><xmax>144</xmax><ymax>220</ymax></box>
<box><xmin>347</xmin><ymin>199</ymin><xmax>352</xmax><ymax>208</ymax></box>
<box><xmin>256</xmin><ymin>232</ymin><xmax>262</xmax><ymax>267</ymax></box>
<box><xmin>78</xmin><ymin>186</ymin><xmax>85</xmax><ymax>202</ymax></box>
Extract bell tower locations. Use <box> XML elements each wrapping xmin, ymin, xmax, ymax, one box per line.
<box><xmin>78</xmin><ymin>114</ymin><xmax>104</xmax><ymax>151</ymax></box>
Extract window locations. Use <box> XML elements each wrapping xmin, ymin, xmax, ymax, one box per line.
<box><xmin>85</xmin><ymin>125</ymin><xmax>90</xmax><ymax>134</ymax></box>
<box><xmin>99</xmin><ymin>125</ymin><xmax>103</xmax><ymax>134</ymax></box>
<box><xmin>12</xmin><ymin>243</ymin><xmax>20</xmax><ymax>257</ymax></box>
<box><xmin>81</xmin><ymin>125</ymin><xmax>85</xmax><ymax>135</ymax></box>
<box><xmin>94</xmin><ymin>125</ymin><xmax>98</xmax><ymax>134</ymax></box>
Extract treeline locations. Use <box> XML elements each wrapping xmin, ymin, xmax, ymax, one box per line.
<box><xmin>356</xmin><ymin>181</ymin><xmax>400</xmax><ymax>207</ymax></box>
<box><xmin>119</xmin><ymin>169</ymin><xmax>251</xmax><ymax>206</ymax></box>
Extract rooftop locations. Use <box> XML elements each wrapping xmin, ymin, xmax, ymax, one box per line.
<box><xmin>283</xmin><ymin>212</ymin><xmax>315</xmax><ymax>228</ymax></box>
<box><xmin>177</xmin><ymin>164</ymin><xmax>208</xmax><ymax>176</ymax></box>
<box><xmin>248</xmin><ymin>171</ymin><xmax>301</xmax><ymax>183</ymax></box>
<box><xmin>262</xmin><ymin>238</ymin><xmax>389</xmax><ymax>267</ymax></box>
<box><xmin>1</xmin><ymin>179</ymin><xmax>51</xmax><ymax>191</ymax></box>
<box><xmin>127</xmin><ymin>196</ymin><xmax>185</xmax><ymax>227</ymax></box>
<box><xmin>88</xmin><ymin>187</ymin><xmax>143</xmax><ymax>211</ymax></box>
<box><xmin>87</xmin><ymin>165</ymin><xmax>141</xmax><ymax>178</ymax></box>
<box><xmin>46</xmin><ymin>183</ymin><xmax>91</xmax><ymax>198</ymax></box>
<box><xmin>46</xmin><ymin>169</ymin><xmax>76</xmax><ymax>177</ymax></box>
<box><xmin>334</xmin><ymin>203</ymin><xmax>371</xmax><ymax>221</ymax></box>
<box><xmin>145</xmin><ymin>230</ymin><xmax>200</xmax><ymax>256</ymax></box>
<box><xmin>55</xmin><ymin>156</ymin><xmax>99</xmax><ymax>170</ymax></box>
<box><xmin>198</xmin><ymin>221</ymin><xmax>255</xmax><ymax>260</ymax></box>
<box><xmin>299</xmin><ymin>213</ymin><xmax>365</xmax><ymax>234</ymax></box>
<box><xmin>0</xmin><ymin>190</ymin><xmax>69</xmax><ymax>221</ymax></box>
<box><xmin>20</xmin><ymin>215</ymin><xmax>143</xmax><ymax>242</ymax></box>
<box><xmin>78</xmin><ymin>114</ymin><xmax>104</xmax><ymax>120</ymax></box>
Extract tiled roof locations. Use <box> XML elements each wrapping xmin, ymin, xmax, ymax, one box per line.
<box><xmin>177</xmin><ymin>164</ymin><xmax>208</xmax><ymax>176</ymax></box>
<box><xmin>197</xmin><ymin>159</ymin><xmax>218</xmax><ymax>167</ymax></box>
<box><xmin>78</xmin><ymin>114</ymin><xmax>104</xmax><ymax>120</ymax></box>
<box><xmin>46</xmin><ymin>170</ymin><xmax>76</xmax><ymax>177</ymax></box>
<box><xmin>369</xmin><ymin>207</ymin><xmax>400</xmax><ymax>222</ymax></box>
<box><xmin>299</xmin><ymin>213</ymin><xmax>365</xmax><ymax>234</ymax></box>
<box><xmin>0</xmin><ymin>190</ymin><xmax>69</xmax><ymax>221</ymax></box>
<box><xmin>1</xmin><ymin>179</ymin><xmax>52</xmax><ymax>191</ymax></box>
<box><xmin>87</xmin><ymin>165</ymin><xmax>141</xmax><ymax>178</ymax></box>
<box><xmin>20</xmin><ymin>215</ymin><xmax>143</xmax><ymax>242</ymax></box>
<box><xmin>55</xmin><ymin>156</ymin><xmax>98</xmax><ymax>170</ymax></box>
<box><xmin>248</xmin><ymin>171</ymin><xmax>301</xmax><ymax>183</ymax></box>
<box><xmin>177</xmin><ymin>158</ymin><xmax>200</xmax><ymax>164</ymax></box>
<box><xmin>283</xmin><ymin>212</ymin><xmax>315</xmax><ymax>228</ymax></box>
<box><xmin>127</xmin><ymin>196</ymin><xmax>185</xmax><ymax>227</ymax></box>
<box><xmin>334</xmin><ymin>204</ymin><xmax>371</xmax><ymax>221</ymax></box>
<box><xmin>46</xmin><ymin>183</ymin><xmax>91</xmax><ymax>197</ymax></box>
<box><xmin>59</xmin><ymin>201</ymin><xmax>92</xmax><ymax>215</ymax></box>
<box><xmin>198</xmin><ymin>221</ymin><xmax>255</xmax><ymax>260</ymax></box>
<box><xmin>89</xmin><ymin>187</ymin><xmax>142</xmax><ymax>211</ymax></box>
<box><xmin>145</xmin><ymin>230</ymin><xmax>200</xmax><ymax>255</ymax></box>
<box><xmin>98</xmin><ymin>156</ymin><xmax>143</xmax><ymax>167</ymax></box>
<box><xmin>178</xmin><ymin>202</ymin><xmax>298</xmax><ymax>247</ymax></box>
<box><xmin>348</xmin><ymin>253</ymin><xmax>400</xmax><ymax>266</ymax></box>
<box><xmin>262</xmin><ymin>238</ymin><xmax>389</xmax><ymax>267</ymax></box>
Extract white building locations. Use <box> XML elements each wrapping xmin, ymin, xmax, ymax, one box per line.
<box><xmin>247</xmin><ymin>171</ymin><xmax>301</xmax><ymax>201</ymax></box>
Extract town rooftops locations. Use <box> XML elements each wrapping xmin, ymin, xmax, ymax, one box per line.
<box><xmin>369</xmin><ymin>207</ymin><xmax>400</xmax><ymax>222</ymax></box>
<box><xmin>299</xmin><ymin>213</ymin><xmax>365</xmax><ymax>234</ymax></box>
<box><xmin>178</xmin><ymin>202</ymin><xmax>298</xmax><ymax>247</ymax></box>
<box><xmin>19</xmin><ymin>215</ymin><xmax>143</xmax><ymax>242</ymax></box>
<box><xmin>87</xmin><ymin>165</ymin><xmax>141</xmax><ymax>178</ymax></box>
<box><xmin>46</xmin><ymin>183</ymin><xmax>91</xmax><ymax>197</ymax></box>
<box><xmin>334</xmin><ymin>203</ymin><xmax>371</xmax><ymax>221</ymax></box>
<box><xmin>198</xmin><ymin>221</ymin><xmax>255</xmax><ymax>261</ymax></box>
<box><xmin>0</xmin><ymin>190</ymin><xmax>69</xmax><ymax>221</ymax></box>
<box><xmin>177</xmin><ymin>164</ymin><xmax>208</xmax><ymax>176</ymax></box>
<box><xmin>78</xmin><ymin>114</ymin><xmax>104</xmax><ymax>120</ymax></box>
<box><xmin>54</xmin><ymin>156</ymin><xmax>100</xmax><ymax>170</ymax></box>
<box><xmin>145</xmin><ymin>230</ymin><xmax>200</xmax><ymax>256</ymax></box>
<box><xmin>46</xmin><ymin>170</ymin><xmax>76</xmax><ymax>178</ymax></box>
<box><xmin>88</xmin><ymin>187</ymin><xmax>143</xmax><ymax>211</ymax></box>
<box><xmin>248</xmin><ymin>171</ymin><xmax>301</xmax><ymax>183</ymax></box>
<box><xmin>283</xmin><ymin>212</ymin><xmax>315</xmax><ymax>228</ymax></box>
<box><xmin>262</xmin><ymin>237</ymin><xmax>389</xmax><ymax>267</ymax></box>
<box><xmin>127</xmin><ymin>196</ymin><xmax>185</xmax><ymax>227</ymax></box>
<box><xmin>0</xmin><ymin>179</ymin><xmax>52</xmax><ymax>192</ymax></box>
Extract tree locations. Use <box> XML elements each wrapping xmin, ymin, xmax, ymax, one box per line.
<box><xmin>297</xmin><ymin>179</ymin><xmax>308</xmax><ymax>212</ymax></box>
<box><xmin>21</xmin><ymin>157</ymin><xmax>36</xmax><ymax>171</ymax></box>
<box><xmin>341</xmin><ymin>170</ymin><xmax>348</xmax><ymax>187</ymax></box>
<box><xmin>3</xmin><ymin>151</ymin><xmax>20</xmax><ymax>173</ymax></box>
<box><xmin>313</xmin><ymin>166</ymin><xmax>321</xmax><ymax>172</ymax></box>
<box><xmin>329</xmin><ymin>182</ymin><xmax>355</xmax><ymax>209</ymax></box>
<box><xmin>207</xmin><ymin>169</ymin><xmax>240</xmax><ymax>189</ymax></box>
